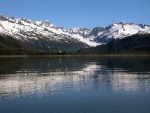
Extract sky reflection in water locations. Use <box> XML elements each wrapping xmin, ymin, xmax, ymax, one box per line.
<box><xmin>0</xmin><ymin>56</ymin><xmax>150</xmax><ymax>113</ymax></box>
<box><xmin>0</xmin><ymin>56</ymin><xmax>150</xmax><ymax>99</ymax></box>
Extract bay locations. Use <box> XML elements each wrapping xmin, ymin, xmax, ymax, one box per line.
<box><xmin>0</xmin><ymin>56</ymin><xmax>150</xmax><ymax>113</ymax></box>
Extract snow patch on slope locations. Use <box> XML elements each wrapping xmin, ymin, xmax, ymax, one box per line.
<box><xmin>0</xmin><ymin>14</ymin><xmax>150</xmax><ymax>46</ymax></box>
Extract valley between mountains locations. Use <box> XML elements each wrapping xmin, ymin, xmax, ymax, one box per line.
<box><xmin>0</xmin><ymin>14</ymin><xmax>150</xmax><ymax>55</ymax></box>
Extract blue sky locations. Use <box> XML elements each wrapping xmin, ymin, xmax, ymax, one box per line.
<box><xmin>0</xmin><ymin>0</ymin><xmax>150</xmax><ymax>28</ymax></box>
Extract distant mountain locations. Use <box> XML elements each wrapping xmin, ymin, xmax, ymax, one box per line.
<box><xmin>0</xmin><ymin>34</ymin><xmax>89</xmax><ymax>55</ymax></box>
<box><xmin>77</xmin><ymin>34</ymin><xmax>150</xmax><ymax>54</ymax></box>
<box><xmin>0</xmin><ymin>14</ymin><xmax>150</xmax><ymax>54</ymax></box>
<box><xmin>0</xmin><ymin>15</ymin><xmax>90</xmax><ymax>53</ymax></box>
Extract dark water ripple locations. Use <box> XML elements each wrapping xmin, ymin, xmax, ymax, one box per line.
<box><xmin>0</xmin><ymin>56</ymin><xmax>150</xmax><ymax>113</ymax></box>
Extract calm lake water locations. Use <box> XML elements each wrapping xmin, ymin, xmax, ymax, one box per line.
<box><xmin>0</xmin><ymin>56</ymin><xmax>150</xmax><ymax>113</ymax></box>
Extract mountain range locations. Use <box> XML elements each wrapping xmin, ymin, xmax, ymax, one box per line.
<box><xmin>78</xmin><ymin>34</ymin><xmax>150</xmax><ymax>54</ymax></box>
<box><xmin>0</xmin><ymin>14</ymin><xmax>150</xmax><ymax>54</ymax></box>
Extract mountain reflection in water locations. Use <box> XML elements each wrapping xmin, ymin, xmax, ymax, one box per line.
<box><xmin>0</xmin><ymin>56</ymin><xmax>150</xmax><ymax>100</ymax></box>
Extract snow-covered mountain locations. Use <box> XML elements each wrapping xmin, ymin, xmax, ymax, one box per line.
<box><xmin>0</xmin><ymin>14</ymin><xmax>96</xmax><ymax>48</ymax></box>
<box><xmin>0</xmin><ymin>14</ymin><xmax>150</xmax><ymax>52</ymax></box>
<box><xmin>89</xmin><ymin>22</ymin><xmax>150</xmax><ymax>43</ymax></box>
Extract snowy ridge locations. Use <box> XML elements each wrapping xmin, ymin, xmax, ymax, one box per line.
<box><xmin>0</xmin><ymin>14</ymin><xmax>150</xmax><ymax>47</ymax></box>
<box><xmin>0</xmin><ymin>14</ymin><xmax>98</xmax><ymax>46</ymax></box>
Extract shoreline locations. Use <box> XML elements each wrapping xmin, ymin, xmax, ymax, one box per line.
<box><xmin>0</xmin><ymin>54</ymin><xmax>150</xmax><ymax>57</ymax></box>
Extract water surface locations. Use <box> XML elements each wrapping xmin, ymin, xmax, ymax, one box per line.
<box><xmin>0</xmin><ymin>56</ymin><xmax>150</xmax><ymax>113</ymax></box>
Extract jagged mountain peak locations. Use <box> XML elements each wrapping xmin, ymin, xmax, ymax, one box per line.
<box><xmin>18</xmin><ymin>18</ymin><xmax>32</xmax><ymax>23</ymax></box>
<box><xmin>35</xmin><ymin>20</ymin><xmax>54</xmax><ymax>27</ymax></box>
<box><xmin>118</xmin><ymin>21</ymin><xmax>126</xmax><ymax>24</ymax></box>
<box><xmin>0</xmin><ymin>14</ymin><xmax>11</xmax><ymax>21</ymax></box>
<box><xmin>0</xmin><ymin>14</ymin><xmax>150</xmax><ymax>48</ymax></box>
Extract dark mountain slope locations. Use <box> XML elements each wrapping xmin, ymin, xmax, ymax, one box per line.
<box><xmin>0</xmin><ymin>34</ymin><xmax>36</xmax><ymax>55</ymax></box>
<box><xmin>77</xmin><ymin>34</ymin><xmax>150</xmax><ymax>54</ymax></box>
<box><xmin>0</xmin><ymin>34</ymin><xmax>89</xmax><ymax>55</ymax></box>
